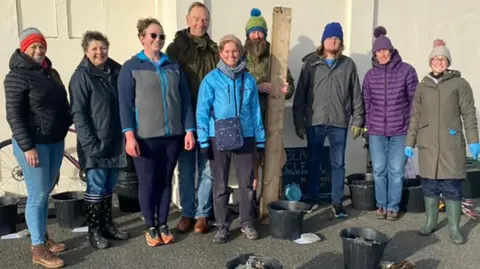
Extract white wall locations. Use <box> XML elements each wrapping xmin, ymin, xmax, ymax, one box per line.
<box><xmin>1</xmin><ymin>0</ymin><xmax>479</xmax><ymax>205</ymax></box>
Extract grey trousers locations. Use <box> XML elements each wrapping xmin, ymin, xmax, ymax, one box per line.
<box><xmin>210</xmin><ymin>138</ymin><xmax>255</xmax><ymax>227</ymax></box>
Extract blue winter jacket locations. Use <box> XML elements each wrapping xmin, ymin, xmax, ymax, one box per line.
<box><xmin>196</xmin><ymin>59</ymin><xmax>266</xmax><ymax>148</ymax></box>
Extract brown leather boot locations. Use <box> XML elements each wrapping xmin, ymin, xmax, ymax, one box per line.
<box><xmin>32</xmin><ymin>244</ymin><xmax>64</xmax><ymax>268</ymax></box>
<box><xmin>176</xmin><ymin>216</ymin><xmax>194</xmax><ymax>233</ymax></box>
<box><xmin>194</xmin><ymin>217</ymin><xmax>209</xmax><ymax>234</ymax></box>
<box><xmin>30</xmin><ymin>233</ymin><xmax>66</xmax><ymax>253</ymax></box>
<box><xmin>45</xmin><ymin>233</ymin><xmax>66</xmax><ymax>253</ymax></box>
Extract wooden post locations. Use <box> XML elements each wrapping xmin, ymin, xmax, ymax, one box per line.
<box><xmin>259</xmin><ymin>7</ymin><xmax>292</xmax><ymax>220</ymax></box>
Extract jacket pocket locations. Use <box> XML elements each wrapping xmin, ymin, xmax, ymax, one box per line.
<box><xmin>443</xmin><ymin>121</ymin><xmax>464</xmax><ymax>150</ymax></box>
<box><xmin>416</xmin><ymin>120</ymin><xmax>429</xmax><ymax>149</ymax></box>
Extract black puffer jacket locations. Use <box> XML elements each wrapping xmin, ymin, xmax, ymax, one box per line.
<box><xmin>4</xmin><ymin>49</ymin><xmax>71</xmax><ymax>152</ymax></box>
<box><xmin>68</xmin><ymin>56</ymin><xmax>126</xmax><ymax>169</ymax></box>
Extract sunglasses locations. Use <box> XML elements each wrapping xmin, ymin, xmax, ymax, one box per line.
<box><xmin>149</xmin><ymin>33</ymin><xmax>166</xmax><ymax>40</ymax></box>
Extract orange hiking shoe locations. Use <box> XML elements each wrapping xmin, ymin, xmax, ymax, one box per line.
<box><xmin>145</xmin><ymin>227</ymin><xmax>162</xmax><ymax>247</ymax></box>
<box><xmin>159</xmin><ymin>225</ymin><xmax>175</xmax><ymax>245</ymax></box>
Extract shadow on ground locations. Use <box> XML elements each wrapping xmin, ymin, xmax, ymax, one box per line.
<box><xmin>295</xmin><ymin>251</ymin><xmax>344</xmax><ymax>269</ymax></box>
<box><xmin>384</xmin><ymin>230</ymin><xmax>440</xmax><ymax>261</ymax></box>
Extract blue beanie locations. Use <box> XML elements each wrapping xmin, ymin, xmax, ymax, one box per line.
<box><xmin>321</xmin><ymin>22</ymin><xmax>343</xmax><ymax>43</ymax></box>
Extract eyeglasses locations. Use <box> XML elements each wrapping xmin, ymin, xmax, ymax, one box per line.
<box><xmin>149</xmin><ymin>33</ymin><xmax>166</xmax><ymax>40</ymax></box>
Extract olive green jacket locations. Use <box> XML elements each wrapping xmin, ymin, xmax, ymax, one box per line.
<box><xmin>406</xmin><ymin>70</ymin><xmax>479</xmax><ymax>179</ymax></box>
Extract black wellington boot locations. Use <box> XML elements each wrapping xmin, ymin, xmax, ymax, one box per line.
<box><xmin>101</xmin><ymin>196</ymin><xmax>130</xmax><ymax>240</ymax></box>
<box><xmin>87</xmin><ymin>202</ymin><xmax>111</xmax><ymax>249</ymax></box>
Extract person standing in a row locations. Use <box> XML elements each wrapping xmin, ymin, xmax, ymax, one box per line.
<box><xmin>405</xmin><ymin>39</ymin><xmax>480</xmax><ymax>245</ymax></box>
<box><xmin>166</xmin><ymin>2</ymin><xmax>218</xmax><ymax>234</ymax></box>
<box><xmin>363</xmin><ymin>26</ymin><xmax>418</xmax><ymax>221</ymax></box>
<box><xmin>69</xmin><ymin>31</ymin><xmax>130</xmax><ymax>249</ymax></box>
<box><xmin>118</xmin><ymin>17</ymin><xmax>195</xmax><ymax>247</ymax></box>
<box><xmin>293</xmin><ymin>22</ymin><xmax>364</xmax><ymax>218</ymax></box>
<box><xmin>4</xmin><ymin>27</ymin><xmax>71</xmax><ymax>268</ymax></box>
<box><xmin>196</xmin><ymin>34</ymin><xmax>266</xmax><ymax>243</ymax></box>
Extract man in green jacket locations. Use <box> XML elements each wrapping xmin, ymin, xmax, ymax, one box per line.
<box><xmin>166</xmin><ymin>1</ymin><xmax>219</xmax><ymax>234</ymax></box>
<box><xmin>244</xmin><ymin>8</ymin><xmax>295</xmax><ymax>188</ymax></box>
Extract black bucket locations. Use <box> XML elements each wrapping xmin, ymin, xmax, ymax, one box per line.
<box><xmin>117</xmin><ymin>194</ymin><xmax>141</xmax><ymax>213</ymax></box>
<box><xmin>400</xmin><ymin>177</ymin><xmax>425</xmax><ymax>212</ymax></box>
<box><xmin>0</xmin><ymin>196</ymin><xmax>20</xmax><ymax>236</ymax></box>
<box><xmin>346</xmin><ymin>174</ymin><xmax>375</xmax><ymax>211</ymax></box>
<box><xmin>464</xmin><ymin>158</ymin><xmax>480</xmax><ymax>199</ymax></box>
<box><xmin>340</xmin><ymin>227</ymin><xmax>391</xmax><ymax>269</ymax></box>
<box><xmin>51</xmin><ymin>191</ymin><xmax>86</xmax><ymax>229</ymax></box>
<box><xmin>226</xmin><ymin>253</ymin><xmax>283</xmax><ymax>269</ymax></box>
<box><xmin>267</xmin><ymin>200</ymin><xmax>310</xmax><ymax>240</ymax></box>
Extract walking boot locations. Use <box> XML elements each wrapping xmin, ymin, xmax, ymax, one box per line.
<box><xmin>419</xmin><ymin>196</ymin><xmax>440</xmax><ymax>236</ymax></box>
<box><xmin>30</xmin><ymin>233</ymin><xmax>66</xmax><ymax>253</ymax></box>
<box><xmin>87</xmin><ymin>202</ymin><xmax>110</xmax><ymax>249</ymax></box>
<box><xmin>32</xmin><ymin>243</ymin><xmax>64</xmax><ymax>268</ymax></box>
<box><xmin>101</xmin><ymin>196</ymin><xmax>130</xmax><ymax>240</ymax></box>
<box><xmin>445</xmin><ymin>200</ymin><xmax>465</xmax><ymax>244</ymax></box>
<box><xmin>45</xmin><ymin>232</ymin><xmax>66</xmax><ymax>253</ymax></box>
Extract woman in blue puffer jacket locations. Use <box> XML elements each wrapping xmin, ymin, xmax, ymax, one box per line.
<box><xmin>196</xmin><ymin>34</ymin><xmax>266</xmax><ymax>244</ymax></box>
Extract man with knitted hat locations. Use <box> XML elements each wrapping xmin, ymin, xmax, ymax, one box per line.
<box><xmin>293</xmin><ymin>22</ymin><xmax>364</xmax><ymax>218</ymax></box>
<box><xmin>244</xmin><ymin>8</ymin><xmax>295</xmax><ymax>201</ymax></box>
<box><xmin>405</xmin><ymin>39</ymin><xmax>480</xmax><ymax>245</ymax></box>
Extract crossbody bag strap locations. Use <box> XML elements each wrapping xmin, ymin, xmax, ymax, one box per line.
<box><xmin>237</xmin><ymin>72</ymin><xmax>245</xmax><ymax>117</ymax></box>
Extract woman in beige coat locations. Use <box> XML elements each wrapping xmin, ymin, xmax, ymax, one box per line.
<box><xmin>404</xmin><ymin>39</ymin><xmax>480</xmax><ymax>245</ymax></box>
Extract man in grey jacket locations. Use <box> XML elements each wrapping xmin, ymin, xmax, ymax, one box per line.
<box><xmin>292</xmin><ymin>22</ymin><xmax>364</xmax><ymax>218</ymax></box>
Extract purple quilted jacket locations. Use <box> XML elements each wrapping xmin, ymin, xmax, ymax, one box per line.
<box><xmin>363</xmin><ymin>50</ymin><xmax>418</xmax><ymax>136</ymax></box>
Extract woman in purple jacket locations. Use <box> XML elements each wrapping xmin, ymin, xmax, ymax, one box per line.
<box><xmin>363</xmin><ymin>27</ymin><xmax>418</xmax><ymax>220</ymax></box>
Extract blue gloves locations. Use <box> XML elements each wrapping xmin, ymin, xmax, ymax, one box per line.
<box><xmin>468</xmin><ymin>143</ymin><xmax>480</xmax><ymax>160</ymax></box>
<box><xmin>404</xmin><ymin>146</ymin><xmax>414</xmax><ymax>157</ymax></box>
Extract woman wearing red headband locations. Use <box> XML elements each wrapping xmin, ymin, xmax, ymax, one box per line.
<box><xmin>4</xmin><ymin>27</ymin><xmax>71</xmax><ymax>268</ymax></box>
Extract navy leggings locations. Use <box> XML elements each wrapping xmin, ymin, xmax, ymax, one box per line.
<box><xmin>422</xmin><ymin>178</ymin><xmax>463</xmax><ymax>201</ymax></box>
<box><xmin>133</xmin><ymin>136</ymin><xmax>182</xmax><ymax>227</ymax></box>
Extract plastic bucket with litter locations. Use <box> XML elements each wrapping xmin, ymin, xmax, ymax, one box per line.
<box><xmin>267</xmin><ymin>200</ymin><xmax>310</xmax><ymax>240</ymax></box>
<box><xmin>226</xmin><ymin>253</ymin><xmax>283</xmax><ymax>269</ymax></box>
<box><xmin>339</xmin><ymin>227</ymin><xmax>391</xmax><ymax>269</ymax></box>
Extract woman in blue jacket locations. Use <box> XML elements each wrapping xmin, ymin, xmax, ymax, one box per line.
<box><xmin>196</xmin><ymin>34</ymin><xmax>266</xmax><ymax>244</ymax></box>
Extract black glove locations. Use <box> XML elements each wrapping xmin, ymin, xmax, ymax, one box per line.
<box><xmin>200</xmin><ymin>147</ymin><xmax>214</xmax><ymax>160</ymax></box>
<box><xmin>295</xmin><ymin>127</ymin><xmax>305</xmax><ymax>140</ymax></box>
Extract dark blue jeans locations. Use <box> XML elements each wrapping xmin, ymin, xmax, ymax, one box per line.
<box><xmin>307</xmin><ymin>125</ymin><xmax>347</xmax><ymax>204</ymax></box>
<box><xmin>422</xmin><ymin>179</ymin><xmax>463</xmax><ymax>200</ymax></box>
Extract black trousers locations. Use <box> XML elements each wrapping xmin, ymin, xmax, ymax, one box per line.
<box><xmin>210</xmin><ymin>138</ymin><xmax>255</xmax><ymax>227</ymax></box>
<box><xmin>133</xmin><ymin>136</ymin><xmax>182</xmax><ymax>227</ymax></box>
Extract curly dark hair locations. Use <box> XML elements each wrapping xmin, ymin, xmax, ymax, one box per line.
<box><xmin>81</xmin><ymin>31</ymin><xmax>110</xmax><ymax>52</ymax></box>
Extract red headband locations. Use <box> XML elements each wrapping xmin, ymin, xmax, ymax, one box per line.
<box><xmin>20</xmin><ymin>34</ymin><xmax>47</xmax><ymax>53</ymax></box>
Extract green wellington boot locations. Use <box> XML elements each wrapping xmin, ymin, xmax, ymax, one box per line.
<box><xmin>419</xmin><ymin>196</ymin><xmax>440</xmax><ymax>236</ymax></box>
<box><xmin>445</xmin><ymin>200</ymin><xmax>465</xmax><ymax>244</ymax></box>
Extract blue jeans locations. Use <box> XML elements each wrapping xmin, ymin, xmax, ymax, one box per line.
<box><xmin>177</xmin><ymin>147</ymin><xmax>213</xmax><ymax>218</ymax></box>
<box><xmin>369</xmin><ymin>135</ymin><xmax>406</xmax><ymax>212</ymax></box>
<box><xmin>84</xmin><ymin>168</ymin><xmax>119</xmax><ymax>203</ymax></box>
<box><xmin>12</xmin><ymin>139</ymin><xmax>64</xmax><ymax>246</ymax></box>
<box><xmin>307</xmin><ymin>125</ymin><xmax>347</xmax><ymax>204</ymax></box>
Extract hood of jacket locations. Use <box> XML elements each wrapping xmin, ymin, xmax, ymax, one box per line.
<box><xmin>422</xmin><ymin>69</ymin><xmax>462</xmax><ymax>87</ymax></box>
<box><xmin>75</xmin><ymin>56</ymin><xmax>122</xmax><ymax>77</ymax></box>
<box><xmin>372</xmin><ymin>49</ymin><xmax>402</xmax><ymax>69</ymax></box>
<box><xmin>8</xmin><ymin>49</ymin><xmax>52</xmax><ymax>71</ymax></box>
<box><xmin>173</xmin><ymin>28</ymin><xmax>218</xmax><ymax>52</ymax></box>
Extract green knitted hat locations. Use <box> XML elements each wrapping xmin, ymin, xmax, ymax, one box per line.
<box><xmin>245</xmin><ymin>8</ymin><xmax>267</xmax><ymax>38</ymax></box>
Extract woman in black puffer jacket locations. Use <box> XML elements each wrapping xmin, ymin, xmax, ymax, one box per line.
<box><xmin>3</xmin><ymin>27</ymin><xmax>71</xmax><ymax>269</ymax></box>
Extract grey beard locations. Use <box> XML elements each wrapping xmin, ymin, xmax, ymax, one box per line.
<box><xmin>245</xmin><ymin>39</ymin><xmax>267</xmax><ymax>59</ymax></box>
